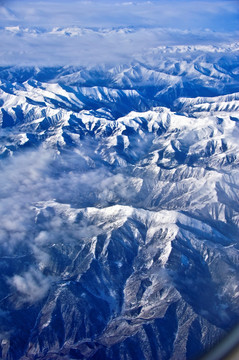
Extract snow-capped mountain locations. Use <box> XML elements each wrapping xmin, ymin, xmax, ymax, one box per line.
<box><xmin>0</xmin><ymin>43</ymin><xmax>239</xmax><ymax>360</ymax></box>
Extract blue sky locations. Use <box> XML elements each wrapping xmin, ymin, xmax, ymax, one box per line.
<box><xmin>0</xmin><ymin>0</ymin><xmax>238</xmax><ymax>66</ymax></box>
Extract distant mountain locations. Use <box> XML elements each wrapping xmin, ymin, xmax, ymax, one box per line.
<box><xmin>0</xmin><ymin>44</ymin><xmax>239</xmax><ymax>360</ymax></box>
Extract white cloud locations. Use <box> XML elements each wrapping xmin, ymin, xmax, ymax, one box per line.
<box><xmin>0</xmin><ymin>26</ymin><xmax>236</xmax><ymax>67</ymax></box>
<box><xmin>10</xmin><ymin>267</ymin><xmax>52</xmax><ymax>304</ymax></box>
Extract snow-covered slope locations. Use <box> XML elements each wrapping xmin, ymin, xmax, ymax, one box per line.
<box><xmin>0</xmin><ymin>48</ymin><xmax>239</xmax><ymax>360</ymax></box>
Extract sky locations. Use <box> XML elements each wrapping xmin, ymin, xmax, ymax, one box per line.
<box><xmin>0</xmin><ymin>0</ymin><xmax>238</xmax><ymax>66</ymax></box>
<box><xmin>0</xmin><ymin>0</ymin><xmax>238</xmax><ymax>31</ymax></box>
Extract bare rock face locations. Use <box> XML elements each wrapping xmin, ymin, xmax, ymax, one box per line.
<box><xmin>0</xmin><ymin>45</ymin><xmax>239</xmax><ymax>360</ymax></box>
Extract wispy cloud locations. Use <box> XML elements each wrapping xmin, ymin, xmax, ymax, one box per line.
<box><xmin>0</xmin><ymin>140</ymin><xmax>145</xmax><ymax>306</ymax></box>
<box><xmin>0</xmin><ymin>143</ymin><xmax>143</xmax><ymax>255</ymax></box>
<box><xmin>9</xmin><ymin>267</ymin><xmax>52</xmax><ymax>304</ymax></box>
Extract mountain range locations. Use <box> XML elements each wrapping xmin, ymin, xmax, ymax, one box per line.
<box><xmin>0</xmin><ymin>43</ymin><xmax>239</xmax><ymax>360</ymax></box>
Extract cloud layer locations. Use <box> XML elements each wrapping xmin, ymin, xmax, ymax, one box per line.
<box><xmin>1</xmin><ymin>0</ymin><xmax>238</xmax><ymax>31</ymax></box>
<box><xmin>0</xmin><ymin>0</ymin><xmax>238</xmax><ymax>66</ymax></box>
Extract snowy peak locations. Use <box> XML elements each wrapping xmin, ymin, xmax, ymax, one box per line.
<box><xmin>174</xmin><ymin>92</ymin><xmax>239</xmax><ymax>116</ymax></box>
